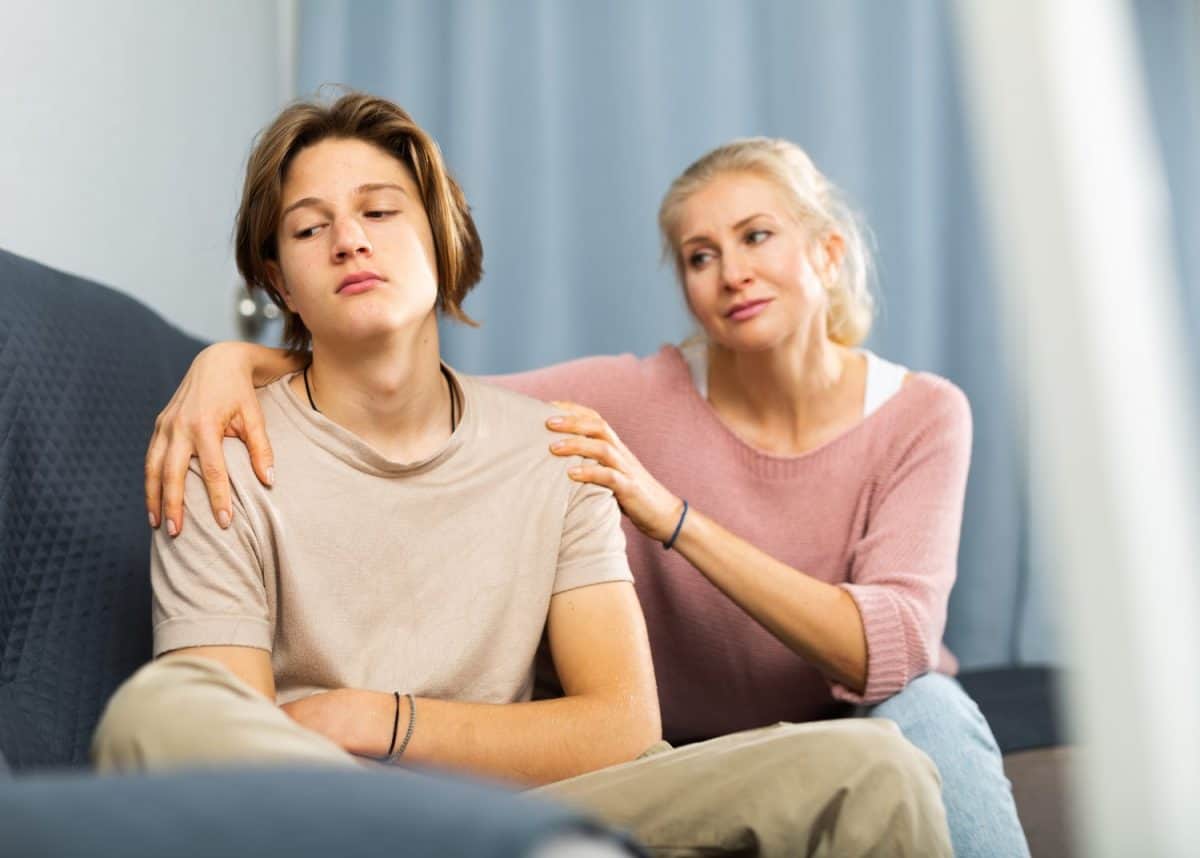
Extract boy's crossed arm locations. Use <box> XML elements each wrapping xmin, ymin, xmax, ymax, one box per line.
<box><xmin>167</xmin><ymin>578</ymin><xmax>661</xmax><ymax>787</ymax></box>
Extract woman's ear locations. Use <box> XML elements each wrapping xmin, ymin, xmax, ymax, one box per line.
<box><xmin>265</xmin><ymin>261</ymin><xmax>295</xmax><ymax>311</ymax></box>
<box><xmin>816</xmin><ymin>232</ymin><xmax>846</xmax><ymax>286</ymax></box>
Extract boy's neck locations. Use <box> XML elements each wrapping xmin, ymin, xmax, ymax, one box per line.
<box><xmin>289</xmin><ymin>317</ymin><xmax>455</xmax><ymax>462</ymax></box>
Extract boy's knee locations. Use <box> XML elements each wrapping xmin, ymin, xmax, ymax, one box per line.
<box><xmin>846</xmin><ymin>719</ymin><xmax>951</xmax><ymax>855</ymax></box>
<box><xmin>761</xmin><ymin>720</ymin><xmax>951</xmax><ymax>856</ymax></box>
<box><xmin>90</xmin><ymin>657</ymin><xmax>247</xmax><ymax>771</ymax></box>
<box><xmin>92</xmin><ymin>659</ymin><xmax>186</xmax><ymax>770</ymax></box>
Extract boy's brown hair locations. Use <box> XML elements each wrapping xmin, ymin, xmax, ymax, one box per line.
<box><xmin>235</xmin><ymin>91</ymin><xmax>482</xmax><ymax>352</ymax></box>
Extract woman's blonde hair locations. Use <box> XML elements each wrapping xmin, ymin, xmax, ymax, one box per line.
<box><xmin>235</xmin><ymin>90</ymin><xmax>482</xmax><ymax>353</ymax></box>
<box><xmin>658</xmin><ymin>138</ymin><xmax>875</xmax><ymax>347</ymax></box>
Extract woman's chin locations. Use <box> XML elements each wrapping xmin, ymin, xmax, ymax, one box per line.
<box><xmin>708</xmin><ymin>325</ymin><xmax>792</xmax><ymax>355</ymax></box>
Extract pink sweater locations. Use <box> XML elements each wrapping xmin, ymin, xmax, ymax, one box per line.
<box><xmin>493</xmin><ymin>345</ymin><xmax>971</xmax><ymax>743</ymax></box>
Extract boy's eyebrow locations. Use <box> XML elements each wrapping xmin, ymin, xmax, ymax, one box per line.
<box><xmin>281</xmin><ymin>183</ymin><xmax>410</xmax><ymax>218</ymax></box>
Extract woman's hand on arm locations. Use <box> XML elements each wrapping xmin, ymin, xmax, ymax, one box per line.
<box><xmin>146</xmin><ymin>342</ymin><xmax>301</xmax><ymax>537</ymax></box>
<box><xmin>546</xmin><ymin>402</ymin><xmax>685</xmax><ymax>543</ymax></box>
<box><xmin>545</xmin><ymin>401</ymin><xmax>868</xmax><ymax>693</ymax></box>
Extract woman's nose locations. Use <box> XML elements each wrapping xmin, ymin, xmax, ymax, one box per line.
<box><xmin>331</xmin><ymin>217</ymin><xmax>372</xmax><ymax>260</ymax></box>
<box><xmin>720</xmin><ymin>250</ymin><xmax>753</xmax><ymax>289</ymax></box>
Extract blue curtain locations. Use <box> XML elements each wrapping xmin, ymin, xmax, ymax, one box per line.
<box><xmin>295</xmin><ymin>0</ymin><xmax>1198</xmax><ymax>669</ymax></box>
<box><xmin>1133</xmin><ymin>0</ymin><xmax>1200</xmax><ymax>389</ymax></box>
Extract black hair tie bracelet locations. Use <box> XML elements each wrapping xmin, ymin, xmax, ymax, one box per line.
<box><xmin>662</xmin><ymin>500</ymin><xmax>689</xmax><ymax>550</ymax></box>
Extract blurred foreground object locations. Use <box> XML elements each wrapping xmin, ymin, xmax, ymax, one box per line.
<box><xmin>955</xmin><ymin>1</ymin><xmax>1200</xmax><ymax>855</ymax></box>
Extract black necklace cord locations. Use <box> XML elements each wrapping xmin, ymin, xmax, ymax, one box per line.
<box><xmin>305</xmin><ymin>362</ymin><xmax>457</xmax><ymax>434</ymax></box>
<box><xmin>303</xmin><ymin>363</ymin><xmax>320</xmax><ymax>413</ymax></box>
<box><xmin>443</xmin><ymin>366</ymin><xmax>457</xmax><ymax>433</ymax></box>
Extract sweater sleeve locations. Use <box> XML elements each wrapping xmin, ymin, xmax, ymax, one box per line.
<box><xmin>830</xmin><ymin>379</ymin><xmax>972</xmax><ymax>705</ymax></box>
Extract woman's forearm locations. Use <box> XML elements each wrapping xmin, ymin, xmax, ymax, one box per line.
<box><xmin>672</xmin><ymin>508</ymin><xmax>868</xmax><ymax>693</ymax></box>
<box><xmin>238</xmin><ymin>342</ymin><xmax>305</xmax><ymax>386</ymax></box>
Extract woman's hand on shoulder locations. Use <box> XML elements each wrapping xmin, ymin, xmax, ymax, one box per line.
<box><xmin>146</xmin><ymin>342</ymin><xmax>278</xmax><ymax>537</ymax></box>
<box><xmin>546</xmin><ymin>401</ymin><xmax>684</xmax><ymax>544</ymax></box>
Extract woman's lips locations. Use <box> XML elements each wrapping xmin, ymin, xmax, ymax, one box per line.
<box><xmin>726</xmin><ymin>299</ymin><xmax>772</xmax><ymax>321</ymax></box>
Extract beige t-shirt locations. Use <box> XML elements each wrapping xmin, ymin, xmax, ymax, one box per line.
<box><xmin>151</xmin><ymin>370</ymin><xmax>632</xmax><ymax>706</ymax></box>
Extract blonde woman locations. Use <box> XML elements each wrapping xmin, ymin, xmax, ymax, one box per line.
<box><xmin>146</xmin><ymin>136</ymin><xmax>1021</xmax><ymax>856</ymax></box>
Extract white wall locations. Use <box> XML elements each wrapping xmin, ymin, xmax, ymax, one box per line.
<box><xmin>0</xmin><ymin>1</ymin><xmax>291</xmax><ymax>342</ymax></box>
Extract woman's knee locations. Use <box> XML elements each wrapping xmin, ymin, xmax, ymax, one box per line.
<box><xmin>872</xmin><ymin>674</ymin><xmax>1000</xmax><ymax>755</ymax></box>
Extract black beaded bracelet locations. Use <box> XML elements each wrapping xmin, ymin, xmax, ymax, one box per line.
<box><xmin>393</xmin><ymin>692</ymin><xmax>416</xmax><ymax>760</ymax></box>
<box><xmin>386</xmin><ymin>691</ymin><xmax>401</xmax><ymax>757</ymax></box>
<box><xmin>662</xmin><ymin>499</ymin><xmax>689</xmax><ymax>550</ymax></box>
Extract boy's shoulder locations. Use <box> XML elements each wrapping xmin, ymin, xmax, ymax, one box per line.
<box><xmin>458</xmin><ymin>375</ymin><xmax>585</xmax><ymax>480</ymax></box>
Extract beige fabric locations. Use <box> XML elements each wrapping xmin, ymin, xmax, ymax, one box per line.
<box><xmin>151</xmin><ymin>371</ymin><xmax>631</xmax><ymax>706</ymax></box>
<box><xmin>538</xmin><ymin>720</ymin><xmax>951</xmax><ymax>858</ymax></box>
<box><xmin>93</xmin><ymin>656</ymin><xmax>357</xmax><ymax>771</ymax></box>
<box><xmin>94</xmin><ymin>658</ymin><xmax>952</xmax><ymax>858</ymax></box>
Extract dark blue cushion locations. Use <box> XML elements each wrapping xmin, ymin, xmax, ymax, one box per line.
<box><xmin>957</xmin><ymin>665</ymin><xmax>1063</xmax><ymax>754</ymax></box>
<box><xmin>0</xmin><ymin>766</ymin><xmax>641</xmax><ymax>857</ymax></box>
<box><xmin>0</xmin><ymin>249</ymin><xmax>205</xmax><ymax>770</ymax></box>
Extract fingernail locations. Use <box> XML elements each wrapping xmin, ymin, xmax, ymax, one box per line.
<box><xmin>551</xmin><ymin>440</ymin><xmax>566</xmax><ymax>450</ymax></box>
<box><xmin>568</xmin><ymin>467</ymin><xmax>583</xmax><ymax>477</ymax></box>
<box><xmin>148</xmin><ymin>512</ymin><xmax>158</xmax><ymax>528</ymax></box>
<box><xmin>166</xmin><ymin>519</ymin><xmax>178</xmax><ymax>537</ymax></box>
<box><xmin>218</xmin><ymin>510</ymin><xmax>231</xmax><ymax>529</ymax></box>
<box><xmin>266</xmin><ymin>467</ymin><xmax>275</xmax><ymax>486</ymax></box>
<box><xmin>546</xmin><ymin>417</ymin><xmax>563</xmax><ymax>428</ymax></box>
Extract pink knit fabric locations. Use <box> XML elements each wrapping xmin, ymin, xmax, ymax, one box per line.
<box><xmin>492</xmin><ymin>345</ymin><xmax>971</xmax><ymax>743</ymax></box>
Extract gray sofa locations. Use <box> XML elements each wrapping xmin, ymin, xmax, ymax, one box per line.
<box><xmin>0</xmin><ymin>248</ymin><xmax>640</xmax><ymax>857</ymax></box>
<box><xmin>0</xmin><ymin>247</ymin><xmax>1070</xmax><ymax>856</ymax></box>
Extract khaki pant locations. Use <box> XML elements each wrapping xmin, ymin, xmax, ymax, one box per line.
<box><xmin>93</xmin><ymin>657</ymin><xmax>951</xmax><ymax>857</ymax></box>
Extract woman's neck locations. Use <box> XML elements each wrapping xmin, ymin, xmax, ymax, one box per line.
<box><xmin>290</xmin><ymin>316</ymin><xmax>453</xmax><ymax>462</ymax></box>
<box><xmin>705</xmin><ymin>327</ymin><xmax>865</xmax><ymax>455</ymax></box>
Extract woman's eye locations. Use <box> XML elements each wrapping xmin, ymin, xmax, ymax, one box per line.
<box><xmin>746</xmin><ymin>229</ymin><xmax>771</xmax><ymax>245</ymax></box>
<box><xmin>688</xmin><ymin>250</ymin><xmax>714</xmax><ymax>268</ymax></box>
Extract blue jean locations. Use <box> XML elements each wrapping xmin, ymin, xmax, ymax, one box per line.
<box><xmin>859</xmin><ymin>673</ymin><xmax>1030</xmax><ymax>858</ymax></box>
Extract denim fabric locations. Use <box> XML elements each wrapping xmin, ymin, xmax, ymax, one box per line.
<box><xmin>860</xmin><ymin>673</ymin><xmax>1031</xmax><ymax>858</ymax></box>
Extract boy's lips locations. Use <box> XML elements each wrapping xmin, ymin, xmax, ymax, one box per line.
<box><xmin>337</xmin><ymin>271</ymin><xmax>384</xmax><ymax>293</ymax></box>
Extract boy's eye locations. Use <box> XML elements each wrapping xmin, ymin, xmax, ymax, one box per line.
<box><xmin>294</xmin><ymin>225</ymin><xmax>323</xmax><ymax>239</ymax></box>
<box><xmin>365</xmin><ymin>210</ymin><xmax>398</xmax><ymax>219</ymax></box>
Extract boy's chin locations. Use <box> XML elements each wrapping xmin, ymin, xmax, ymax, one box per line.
<box><xmin>316</xmin><ymin>309</ymin><xmax>439</xmax><ymax>348</ymax></box>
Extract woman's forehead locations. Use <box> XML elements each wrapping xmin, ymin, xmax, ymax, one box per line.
<box><xmin>677</xmin><ymin>172</ymin><xmax>792</xmax><ymax>235</ymax></box>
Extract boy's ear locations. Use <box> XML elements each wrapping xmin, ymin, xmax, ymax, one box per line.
<box><xmin>265</xmin><ymin>261</ymin><xmax>295</xmax><ymax>311</ymax></box>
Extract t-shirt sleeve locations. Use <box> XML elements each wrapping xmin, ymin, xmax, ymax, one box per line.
<box><xmin>151</xmin><ymin>461</ymin><xmax>272</xmax><ymax>657</ymax></box>
<box><xmin>552</xmin><ymin>475</ymin><xmax>633</xmax><ymax>595</ymax></box>
<box><xmin>831</xmin><ymin>381</ymin><xmax>972</xmax><ymax>705</ymax></box>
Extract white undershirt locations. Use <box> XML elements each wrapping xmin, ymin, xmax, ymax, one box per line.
<box><xmin>678</xmin><ymin>339</ymin><xmax>908</xmax><ymax>418</ymax></box>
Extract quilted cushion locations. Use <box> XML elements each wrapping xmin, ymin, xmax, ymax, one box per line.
<box><xmin>0</xmin><ymin>249</ymin><xmax>205</xmax><ymax>770</ymax></box>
